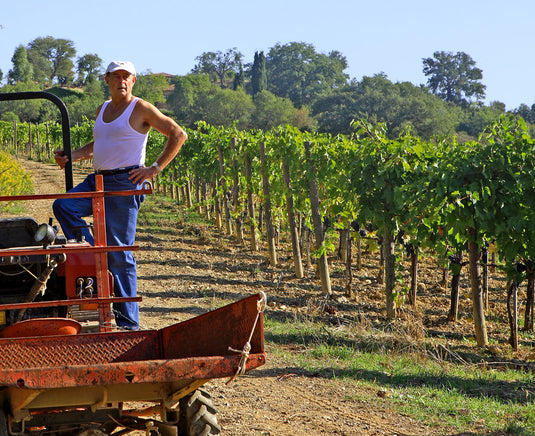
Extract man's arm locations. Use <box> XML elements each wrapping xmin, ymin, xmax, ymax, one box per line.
<box><xmin>54</xmin><ymin>142</ymin><xmax>94</xmax><ymax>169</ymax></box>
<box><xmin>54</xmin><ymin>104</ymin><xmax>101</xmax><ymax>169</ymax></box>
<box><xmin>128</xmin><ymin>100</ymin><xmax>188</xmax><ymax>185</ymax></box>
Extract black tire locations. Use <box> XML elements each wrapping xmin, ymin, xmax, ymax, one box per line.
<box><xmin>0</xmin><ymin>410</ymin><xmax>7</xmax><ymax>436</ymax></box>
<box><xmin>179</xmin><ymin>389</ymin><xmax>221</xmax><ymax>436</ymax></box>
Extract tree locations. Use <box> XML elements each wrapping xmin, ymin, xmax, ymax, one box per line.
<box><xmin>26</xmin><ymin>36</ymin><xmax>76</xmax><ymax>86</ymax></box>
<box><xmin>8</xmin><ymin>45</ymin><xmax>33</xmax><ymax>84</ymax></box>
<box><xmin>192</xmin><ymin>48</ymin><xmax>243</xmax><ymax>88</ymax></box>
<box><xmin>265</xmin><ymin>42</ymin><xmax>349</xmax><ymax>108</ymax></box>
<box><xmin>514</xmin><ymin>103</ymin><xmax>535</xmax><ymax>125</ymax></box>
<box><xmin>422</xmin><ymin>51</ymin><xmax>486</xmax><ymax>105</ymax></box>
<box><xmin>76</xmin><ymin>54</ymin><xmax>102</xmax><ymax>86</ymax></box>
<box><xmin>251</xmin><ymin>90</ymin><xmax>300</xmax><ymax>130</ymax></box>
<box><xmin>167</xmin><ymin>73</ymin><xmax>213</xmax><ymax>127</ymax></box>
<box><xmin>233</xmin><ymin>65</ymin><xmax>244</xmax><ymax>90</ymax></box>
<box><xmin>61</xmin><ymin>80</ymin><xmax>106</xmax><ymax>124</ymax></box>
<box><xmin>134</xmin><ymin>73</ymin><xmax>170</xmax><ymax>105</ymax></box>
<box><xmin>0</xmin><ymin>81</ymin><xmax>42</xmax><ymax>122</ymax></box>
<box><xmin>251</xmin><ymin>51</ymin><xmax>267</xmax><ymax>95</ymax></box>
<box><xmin>458</xmin><ymin>103</ymin><xmax>505</xmax><ymax>137</ymax></box>
<box><xmin>200</xmin><ymin>87</ymin><xmax>254</xmax><ymax>128</ymax></box>
<box><xmin>312</xmin><ymin>74</ymin><xmax>460</xmax><ymax>138</ymax></box>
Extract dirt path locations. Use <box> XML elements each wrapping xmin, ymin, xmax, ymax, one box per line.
<box><xmin>5</xmin><ymin>159</ymin><xmax>470</xmax><ymax>436</ymax></box>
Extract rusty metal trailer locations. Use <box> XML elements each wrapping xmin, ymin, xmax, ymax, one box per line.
<box><xmin>0</xmin><ymin>92</ymin><xmax>266</xmax><ymax>436</ymax></box>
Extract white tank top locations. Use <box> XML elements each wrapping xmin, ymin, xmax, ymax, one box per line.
<box><xmin>92</xmin><ymin>97</ymin><xmax>149</xmax><ymax>171</ymax></box>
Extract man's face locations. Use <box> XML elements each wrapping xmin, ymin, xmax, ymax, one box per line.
<box><xmin>105</xmin><ymin>70</ymin><xmax>136</xmax><ymax>97</ymax></box>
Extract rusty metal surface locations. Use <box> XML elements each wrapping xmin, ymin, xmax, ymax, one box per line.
<box><xmin>0</xmin><ymin>245</ymin><xmax>140</xmax><ymax>257</ymax></box>
<box><xmin>0</xmin><ymin>293</ymin><xmax>266</xmax><ymax>393</ymax></box>
<box><xmin>0</xmin><ymin>297</ymin><xmax>141</xmax><ymax>312</ymax></box>
<box><xmin>0</xmin><ymin>330</ymin><xmax>160</xmax><ymax>369</ymax></box>
<box><xmin>1</xmin><ymin>354</ymin><xmax>265</xmax><ymax>391</ymax></box>
<box><xmin>161</xmin><ymin>293</ymin><xmax>265</xmax><ymax>359</ymax></box>
<box><xmin>0</xmin><ymin>187</ymin><xmax>153</xmax><ymax>203</ymax></box>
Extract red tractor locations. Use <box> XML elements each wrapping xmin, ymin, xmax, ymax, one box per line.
<box><xmin>0</xmin><ymin>92</ymin><xmax>266</xmax><ymax>436</ymax></box>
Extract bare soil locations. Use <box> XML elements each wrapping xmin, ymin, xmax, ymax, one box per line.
<box><xmin>3</xmin><ymin>158</ymin><xmax>529</xmax><ymax>436</ymax></box>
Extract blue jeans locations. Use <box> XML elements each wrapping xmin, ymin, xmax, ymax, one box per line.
<box><xmin>52</xmin><ymin>172</ymin><xmax>144</xmax><ymax>330</ymax></box>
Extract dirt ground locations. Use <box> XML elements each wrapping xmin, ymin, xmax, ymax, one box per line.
<box><xmin>3</xmin><ymin>159</ymin><xmax>522</xmax><ymax>436</ymax></box>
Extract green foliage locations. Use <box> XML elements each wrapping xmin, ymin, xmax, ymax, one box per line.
<box><xmin>458</xmin><ymin>103</ymin><xmax>506</xmax><ymax>137</ymax></box>
<box><xmin>167</xmin><ymin>74</ymin><xmax>213</xmax><ymax>127</ymax></box>
<box><xmin>423</xmin><ymin>51</ymin><xmax>486</xmax><ymax>105</ymax></box>
<box><xmin>266</xmin><ymin>42</ymin><xmax>349</xmax><ymax>108</ymax></box>
<box><xmin>8</xmin><ymin>45</ymin><xmax>33</xmax><ymax>84</ymax></box>
<box><xmin>0</xmin><ymin>151</ymin><xmax>33</xmax><ymax>197</ymax></box>
<box><xmin>134</xmin><ymin>73</ymin><xmax>170</xmax><ymax>105</ymax></box>
<box><xmin>27</xmin><ymin>36</ymin><xmax>76</xmax><ymax>86</ymax></box>
<box><xmin>0</xmin><ymin>81</ymin><xmax>43</xmax><ymax>122</ymax></box>
<box><xmin>251</xmin><ymin>51</ymin><xmax>267</xmax><ymax>95</ymax></box>
<box><xmin>313</xmin><ymin>74</ymin><xmax>461</xmax><ymax>138</ymax></box>
<box><xmin>251</xmin><ymin>91</ymin><xmax>302</xmax><ymax>130</ymax></box>
<box><xmin>191</xmin><ymin>48</ymin><xmax>243</xmax><ymax>88</ymax></box>
<box><xmin>349</xmin><ymin>121</ymin><xmax>431</xmax><ymax>232</ymax></box>
<box><xmin>76</xmin><ymin>53</ymin><xmax>103</xmax><ymax>86</ymax></box>
<box><xmin>200</xmin><ymin>87</ymin><xmax>255</xmax><ymax>129</ymax></box>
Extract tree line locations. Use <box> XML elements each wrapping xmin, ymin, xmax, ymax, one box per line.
<box><xmin>1</xmin><ymin>36</ymin><xmax>534</xmax><ymax>140</ymax></box>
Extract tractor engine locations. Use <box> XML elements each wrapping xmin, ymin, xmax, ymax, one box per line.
<box><xmin>0</xmin><ymin>217</ymin><xmax>71</xmax><ymax>327</ymax></box>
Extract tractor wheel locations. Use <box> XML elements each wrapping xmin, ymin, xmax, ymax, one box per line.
<box><xmin>178</xmin><ymin>389</ymin><xmax>221</xmax><ymax>436</ymax></box>
<box><xmin>0</xmin><ymin>411</ymin><xmax>7</xmax><ymax>436</ymax></box>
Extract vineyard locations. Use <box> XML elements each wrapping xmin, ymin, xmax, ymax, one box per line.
<box><xmin>2</xmin><ymin>115</ymin><xmax>535</xmax><ymax>433</ymax></box>
<box><xmin>2</xmin><ymin>115</ymin><xmax>535</xmax><ymax>353</ymax></box>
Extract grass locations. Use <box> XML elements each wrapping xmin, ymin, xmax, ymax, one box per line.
<box><xmin>0</xmin><ymin>203</ymin><xmax>27</xmax><ymax>214</ymax></box>
<box><xmin>266</xmin><ymin>316</ymin><xmax>535</xmax><ymax>435</ymax></box>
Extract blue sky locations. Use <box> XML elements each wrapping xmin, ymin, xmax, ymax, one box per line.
<box><xmin>1</xmin><ymin>0</ymin><xmax>533</xmax><ymax>110</ymax></box>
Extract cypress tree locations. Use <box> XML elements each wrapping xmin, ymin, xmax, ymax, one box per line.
<box><xmin>233</xmin><ymin>66</ymin><xmax>245</xmax><ymax>90</ymax></box>
<box><xmin>251</xmin><ymin>51</ymin><xmax>267</xmax><ymax>95</ymax></box>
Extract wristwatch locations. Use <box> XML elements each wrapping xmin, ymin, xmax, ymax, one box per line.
<box><xmin>151</xmin><ymin>162</ymin><xmax>162</xmax><ymax>173</ymax></box>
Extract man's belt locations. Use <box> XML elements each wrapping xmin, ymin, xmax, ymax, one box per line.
<box><xmin>95</xmin><ymin>165</ymin><xmax>140</xmax><ymax>176</ymax></box>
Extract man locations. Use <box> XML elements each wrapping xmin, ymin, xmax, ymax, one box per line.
<box><xmin>53</xmin><ymin>60</ymin><xmax>187</xmax><ymax>330</ymax></box>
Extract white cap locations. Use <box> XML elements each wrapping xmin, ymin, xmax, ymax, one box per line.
<box><xmin>106</xmin><ymin>60</ymin><xmax>136</xmax><ymax>76</ymax></box>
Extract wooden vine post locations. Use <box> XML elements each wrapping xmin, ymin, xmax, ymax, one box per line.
<box><xmin>28</xmin><ymin>123</ymin><xmax>32</xmax><ymax>160</ymax></box>
<box><xmin>482</xmin><ymin>247</ymin><xmax>489</xmax><ymax>311</ymax></box>
<box><xmin>355</xmin><ymin>235</ymin><xmax>362</xmax><ymax>270</ymax></box>
<box><xmin>45</xmin><ymin>123</ymin><xmax>51</xmax><ymax>159</ymax></box>
<box><xmin>230</xmin><ymin>137</ymin><xmax>243</xmax><ymax>244</ymax></box>
<box><xmin>304</xmin><ymin>141</ymin><xmax>331</xmax><ymax>297</ymax></box>
<box><xmin>407</xmin><ymin>244</ymin><xmax>418</xmax><ymax>307</ymax></box>
<box><xmin>383</xmin><ymin>226</ymin><xmax>396</xmax><ymax>318</ymax></box>
<box><xmin>244</xmin><ymin>150</ymin><xmax>258</xmax><ymax>251</ymax></box>
<box><xmin>282</xmin><ymin>161</ymin><xmax>304</xmax><ymax>278</ymax></box>
<box><xmin>507</xmin><ymin>279</ymin><xmax>520</xmax><ymax>350</ymax></box>
<box><xmin>447</xmin><ymin>253</ymin><xmax>464</xmax><ymax>322</ymax></box>
<box><xmin>258</xmin><ymin>141</ymin><xmax>277</xmax><ymax>266</ymax></box>
<box><xmin>194</xmin><ymin>175</ymin><xmax>201</xmax><ymax>212</ymax></box>
<box><xmin>300</xmin><ymin>215</ymin><xmax>312</xmax><ymax>269</ymax></box>
<box><xmin>217</xmin><ymin>140</ymin><xmax>233</xmax><ymax>236</ymax></box>
<box><xmin>13</xmin><ymin>120</ymin><xmax>17</xmax><ymax>152</ymax></box>
<box><xmin>35</xmin><ymin>124</ymin><xmax>41</xmax><ymax>161</ymax></box>
<box><xmin>343</xmin><ymin>222</ymin><xmax>353</xmax><ymax>297</ymax></box>
<box><xmin>525</xmin><ymin>266</ymin><xmax>535</xmax><ymax>332</ymax></box>
<box><xmin>467</xmin><ymin>226</ymin><xmax>488</xmax><ymax>347</ymax></box>
<box><xmin>213</xmin><ymin>184</ymin><xmax>222</xmax><ymax>229</ymax></box>
<box><xmin>201</xmin><ymin>181</ymin><xmax>210</xmax><ymax>220</ymax></box>
<box><xmin>185</xmin><ymin>177</ymin><xmax>192</xmax><ymax>208</ymax></box>
<box><xmin>173</xmin><ymin>167</ymin><xmax>180</xmax><ymax>204</ymax></box>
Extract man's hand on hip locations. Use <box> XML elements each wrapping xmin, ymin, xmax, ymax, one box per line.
<box><xmin>128</xmin><ymin>165</ymin><xmax>160</xmax><ymax>185</ymax></box>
